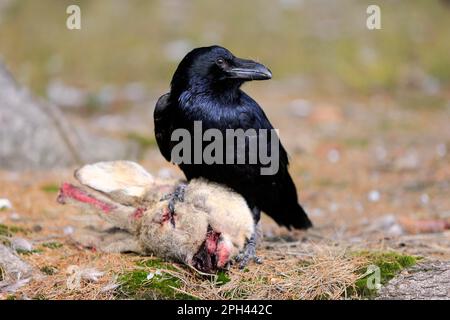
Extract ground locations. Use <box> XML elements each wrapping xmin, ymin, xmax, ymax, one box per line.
<box><xmin>1</xmin><ymin>84</ymin><xmax>449</xmax><ymax>300</ymax></box>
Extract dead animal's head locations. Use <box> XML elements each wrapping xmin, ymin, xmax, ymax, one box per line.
<box><xmin>139</xmin><ymin>179</ymin><xmax>254</xmax><ymax>272</ymax></box>
<box><xmin>58</xmin><ymin>161</ymin><xmax>254</xmax><ymax>273</ymax></box>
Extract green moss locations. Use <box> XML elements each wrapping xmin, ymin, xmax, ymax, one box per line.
<box><xmin>8</xmin><ymin>225</ymin><xmax>28</xmax><ymax>234</ymax></box>
<box><xmin>40</xmin><ymin>265</ymin><xmax>58</xmax><ymax>275</ymax></box>
<box><xmin>41</xmin><ymin>184</ymin><xmax>60</xmax><ymax>193</ymax></box>
<box><xmin>0</xmin><ymin>224</ymin><xmax>28</xmax><ymax>237</ymax></box>
<box><xmin>41</xmin><ymin>242</ymin><xmax>63</xmax><ymax>249</ymax></box>
<box><xmin>216</xmin><ymin>271</ymin><xmax>231</xmax><ymax>286</ymax></box>
<box><xmin>17</xmin><ymin>248</ymin><xmax>43</xmax><ymax>255</ymax></box>
<box><xmin>0</xmin><ymin>224</ymin><xmax>10</xmax><ymax>237</ymax></box>
<box><xmin>118</xmin><ymin>258</ymin><xmax>196</xmax><ymax>300</ymax></box>
<box><xmin>351</xmin><ymin>251</ymin><xmax>418</xmax><ymax>298</ymax></box>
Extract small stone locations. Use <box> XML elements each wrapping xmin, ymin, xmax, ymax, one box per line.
<box><xmin>420</xmin><ymin>193</ymin><xmax>430</xmax><ymax>205</ymax></box>
<box><xmin>0</xmin><ymin>198</ymin><xmax>12</xmax><ymax>210</ymax></box>
<box><xmin>63</xmin><ymin>226</ymin><xmax>74</xmax><ymax>235</ymax></box>
<box><xmin>368</xmin><ymin>190</ymin><xmax>381</xmax><ymax>202</ymax></box>
<box><xmin>395</xmin><ymin>151</ymin><xmax>419</xmax><ymax>170</ymax></box>
<box><xmin>9</xmin><ymin>212</ymin><xmax>20</xmax><ymax>221</ymax></box>
<box><xmin>436</xmin><ymin>143</ymin><xmax>447</xmax><ymax>158</ymax></box>
<box><xmin>387</xmin><ymin>224</ymin><xmax>404</xmax><ymax>237</ymax></box>
<box><xmin>32</xmin><ymin>225</ymin><xmax>43</xmax><ymax>232</ymax></box>
<box><xmin>375</xmin><ymin>214</ymin><xmax>397</xmax><ymax>229</ymax></box>
<box><xmin>329</xmin><ymin>202</ymin><xmax>339</xmax><ymax>213</ymax></box>
<box><xmin>310</xmin><ymin>208</ymin><xmax>323</xmax><ymax>217</ymax></box>
<box><xmin>327</xmin><ymin>149</ymin><xmax>340</xmax><ymax>163</ymax></box>
<box><xmin>11</xmin><ymin>238</ymin><xmax>33</xmax><ymax>252</ymax></box>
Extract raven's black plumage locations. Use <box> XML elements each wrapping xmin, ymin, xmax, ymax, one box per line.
<box><xmin>154</xmin><ymin>45</ymin><xmax>312</xmax><ymax>230</ymax></box>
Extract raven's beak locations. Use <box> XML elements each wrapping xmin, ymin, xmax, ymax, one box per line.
<box><xmin>227</xmin><ymin>57</ymin><xmax>272</xmax><ymax>81</ymax></box>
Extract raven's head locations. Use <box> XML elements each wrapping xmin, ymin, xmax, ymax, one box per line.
<box><xmin>170</xmin><ymin>45</ymin><xmax>272</xmax><ymax>94</ymax></box>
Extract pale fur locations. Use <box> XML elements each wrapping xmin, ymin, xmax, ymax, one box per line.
<box><xmin>66</xmin><ymin>161</ymin><xmax>255</xmax><ymax>268</ymax></box>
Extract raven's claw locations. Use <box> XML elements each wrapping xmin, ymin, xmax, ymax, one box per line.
<box><xmin>162</xmin><ymin>183</ymin><xmax>187</xmax><ymax>215</ymax></box>
<box><xmin>235</xmin><ymin>233</ymin><xmax>262</xmax><ymax>269</ymax></box>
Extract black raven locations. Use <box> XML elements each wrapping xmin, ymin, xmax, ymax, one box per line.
<box><xmin>154</xmin><ymin>46</ymin><xmax>312</xmax><ymax>265</ymax></box>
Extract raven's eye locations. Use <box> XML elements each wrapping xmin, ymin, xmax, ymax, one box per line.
<box><xmin>216</xmin><ymin>58</ymin><xmax>225</xmax><ymax>66</ymax></box>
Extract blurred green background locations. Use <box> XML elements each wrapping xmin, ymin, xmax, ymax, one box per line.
<box><xmin>0</xmin><ymin>0</ymin><xmax>449</xmax><ymax>97</ymax></box>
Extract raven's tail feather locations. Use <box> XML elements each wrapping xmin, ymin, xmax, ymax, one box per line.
<box><xmin>285</xmin><ymin>202</ymin><xmax>312</xmax><ymax>230</ymax></box>
<box><xmin>263</xmin><ymin>178</ymin><xmax>313</xmax><ymax>230</ymax></box>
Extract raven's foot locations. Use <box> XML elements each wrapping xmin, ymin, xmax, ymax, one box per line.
<box><xmin>235</xmin><ymin>233</ymin><xmax>262</xmax><ymax>269</ymax></box>
<box><xmin>161</xmin><ymin>182</ymin><xmax>187</xmax><ymax>215</ymax></box>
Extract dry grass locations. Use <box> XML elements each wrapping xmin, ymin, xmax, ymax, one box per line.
<box><xmin>205</xmin><ymin>245</ymin><xmax>366</xmax><ymax>300</ymax></box>
<box><xmin>10</xmin><ymin>241</ymin><xmax>366</xmax><ymax>300</ymax></box>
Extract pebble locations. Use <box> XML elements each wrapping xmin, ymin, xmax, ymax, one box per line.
<box><xmin>436</xmin><ymin>143</ymin><xmax>447</xmax><ymax>158</ymax></box>
<box><xmin>368</xmin><ymin>190</ymin><xmax>381</xmax><ymax>202</ymax></box>
<box><xmin>310</xmin><ymin>208</ymin><xmax>323</xmax><ymax>217</ymax></box>
<box><xmin>420</xmin><ymin>193</ymin><xmax>430</xmax><ymax>205</ymax></box>
<box><xmin>0</xmin><ymin>198</ymin><xmax>12</xmax><ymax>210</ymax></box>
<box><xmin>329</xmin><ymin>202</ymin><xmax>339</xmax><ymax>213</ymax></box>
<box><xmin>9</xmin><ymin>212</ymin><xmax>20</xmax><ymax>221</ymax></box>
<box><xmin>386</xmin><ymin>224</ymin><xmax>404</xmax><ymax>237</ymax></box>
<box><xmin>327</xmin><ymin>149</ymin><xmax>340</xmax><ymax>163</ymax></box>
<box><xmin>395</xmin><ymin>151</ymin><xmax>419</xmax><ymax>170</ymax></box>
<box><xmin>63</xmin><ymin>226</ymin><xmax>75</xmax><ymax>235</ymax></box>
<box><xmin>372</xmin><ymin>214</ymin><xmax>404</xmax><ymax>236</ymax></box>
<box><xmin>11</xmin><ymin>238</ymin><xmax>33</xmax><ymax>252</ymax></box>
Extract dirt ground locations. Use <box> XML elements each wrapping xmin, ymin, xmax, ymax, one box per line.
<box><xmin>1</xmin><ymin>85</ymin><xmax>449</xmax><ymax>299</ymax></box>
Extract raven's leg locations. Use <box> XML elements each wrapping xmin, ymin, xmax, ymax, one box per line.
<box><xmin>235</xmin><ymin>206</ymin><xmax>263</xmax><ymax>269</ymax></box>
<box><xmin>161</xmin><ymin>182</ymin><xmax>187</xmax><ymax>215</ymax></box>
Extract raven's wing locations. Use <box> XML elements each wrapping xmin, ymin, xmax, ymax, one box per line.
<box><xmin>237</xmin><ymin>93</ymin><xmax>290</xmax><ymax>171</ymax></box>
<box><xmin>237</xmin><ymin>93</ymin><xmax>312</xmax><ymax>229</ymax></box>
<box><xmin>154</xmin><ymin>93</ymin><xmax>173</xmax><ymax>162</ymax></box>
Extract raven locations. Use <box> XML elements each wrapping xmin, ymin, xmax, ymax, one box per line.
<box><xmin>154</xmin><ymin>46</ymin><xmax>312</xmax><ymax>266</ymax></box>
